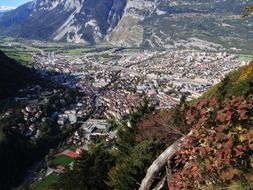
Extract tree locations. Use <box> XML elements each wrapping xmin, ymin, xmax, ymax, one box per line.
<box><xmin>107</xmin><ymin>140</ymin><xmax>164</xmax><ymax>190</ymax></box>
<box><xmin>50</xmin><ymin>141</ymin><xmax>116</xmax><ymax>190</ymax></box>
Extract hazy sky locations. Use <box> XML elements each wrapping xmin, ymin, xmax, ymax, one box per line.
<box><xmin>0</xmin><ymin>0</ymin><xmax>31</xmax><ymax>7</ymax></box>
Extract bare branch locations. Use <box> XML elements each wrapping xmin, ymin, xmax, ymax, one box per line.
<box><xmin>139</xmin><ymin>131</ymin><xmax>193</xmax><ymax>190</ymax></box>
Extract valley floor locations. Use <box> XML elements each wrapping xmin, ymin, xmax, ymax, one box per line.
<box><xmin>0</xmin><ymin>39</ymin><xmax>251</xmax><ymax>189</ymax></box>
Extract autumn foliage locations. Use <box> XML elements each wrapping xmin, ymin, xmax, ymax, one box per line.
<box><xmin>169</xmin><ymin>96</ymin><xmax>253</xmax><ymax>189</ymax></box>
<box><xmin>237</xmin><ymin>62</ymin><xmax>253</xmax><ymax>84</ymax></box>
<box><xmin>136</xmin><ymin>109</ymin><xmax>190</xmax><ymax>145</ymax></box>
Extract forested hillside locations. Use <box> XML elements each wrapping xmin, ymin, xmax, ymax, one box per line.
<box><xmin>0</xmin><ymin>51</ymin><xmax>35</xmax><ymax>100</ymax></box>
<box><xmin>0</xmin><ymin>52</ymin><xmax>82</xmax><ymax>189</ymax></box>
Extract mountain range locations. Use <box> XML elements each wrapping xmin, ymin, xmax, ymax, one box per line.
<box><xmin>0</xmin><ymin>0</ymin><xmax>253</xmax><ymax>50</ymax></box>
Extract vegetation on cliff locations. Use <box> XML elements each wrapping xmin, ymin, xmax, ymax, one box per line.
<box><xmin>170</xmin><ymin>96</ymin><xmax>253</xmax><ymax>189</ymax></box>
<box><xmin>141</xmin><ymin>62</ymin><xmax>253</xmax><ymax>190</ymax></box>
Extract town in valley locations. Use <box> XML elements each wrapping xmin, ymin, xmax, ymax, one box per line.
<box><xmin>0</xmin><ymin>39</ymin><xmax>250</xmax><ymax>188</ymax></box>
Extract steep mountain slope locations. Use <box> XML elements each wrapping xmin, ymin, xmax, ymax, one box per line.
<box><xmin>107</xmin><ymin>0</ymin><xmax>158</xmax><ymax>47</ymax></box>
<box><xmin>0</xmin><ymin>12</ymin><xmax>5</xmax><ymax>17</ymax></box>
<box><xmin>0</xmin><ymin>6</ymin><xmax>15</xmax><ymax>17</ymax></box>
<box><xmin>0</xmin><ymin>0</ymin><xmax>126</xmax><ymax>44</ymax></box>
<box><xmin>141</xmin><ymin>0</ymin><xmax>253</xmax><ymax>50</ymax></box>
<box><xmin>0</xmin><ymin>51</ymin><xmax>35</xmax><ymax>100</ymax></box>
<box><xmin>0</xmin><ymin>0</ymin><xmax>252</xmax><ymax>50</ymax></box>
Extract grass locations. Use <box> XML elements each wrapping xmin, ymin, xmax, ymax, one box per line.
<box><xmin>5</xmin><ymin>52</ymin><xmax>33</xmax><ymax>67</ymax></box>
<box><xmin>69</xmin><ymin>145</ymin><xmax>78</xmax><ymax>151</ymax></box>
<box><xmin>64</xmin><ymin>48</ymin><xmax>88</xmax><ymax>55</ymax></box>
<box><xmin>33</xmin><ymin>173</ymin><xmax>59</xmax><ymax>190</ymax></box>
<box><xmin>236</xmin><ymin>54</ymin><xmax>253</xmax><ymax>62</ymax></box>
<box><xmin>52</xmin><ymin>155</ymin><xmax>74</xmax><ymax>166</ymax></box>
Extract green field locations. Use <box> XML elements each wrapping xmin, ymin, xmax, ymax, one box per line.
<box><xmin>33</xmin><ymin>173</ymin><xmax>59</xmax><ymax>190</ymax></box>
<box><xmin>7</xmin><ymin>53</ymin><xmax>32</xmax><ymax>67</ymax></box>
<box><xmin>64</xmin><ymin>48</ymin><xmax>87</xmax><ymax>55</ymax></box>
<box><xmin>69</xmin><ymin>145</ymin><xmax>78</xmax><ymax>151</ymax></box>
<box><xmin>5</xmin><ymin>52</ymin><xmax>33</xmax><ymax>67</ymax></box>
<box><xmin>236</xmin><ymin>54</ymin><xmax>253</xmax><ymax>62</ymax></box>
<box><xmin>52</xmin><ymin>155</ymin><xmax>74</xmax><ymax>166</ymax></box>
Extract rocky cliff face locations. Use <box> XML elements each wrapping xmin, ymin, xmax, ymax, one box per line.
<box><xmin>140</xmin><ymin>0</ymin><xmax>253</xmax><ymax>50</ymax></box>
<box><xmin>107</xmin><ymin>0</ymin><xmax>158</xmax><ymax>47</ymax></box>
<box><xmin>0</xmin><ymin>0</ymin><xmax>252</xmax><ymax>50</ymax></box>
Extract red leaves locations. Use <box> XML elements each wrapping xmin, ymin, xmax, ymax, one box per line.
<box><xmin>223</xmin><ymin>137</ymin><xmax>233</xmax><ymax>165</ymax></box>
<box><xmin>199</xmin><ymin>147</ymin><xmax>207</xmax><ymax>157</ymax></box>
<box><xmin>214</xmin><ymin>132</ymin><xmax>223</xmax><ymax>142</ymax></box>
<box><xmin>237</xmin><ymin>109</ymin><xmax>247</xmax><ymax>120</ymax></box>
<box><xmin>224</xmin><ymin>137</ymin><xmax>233</xmax><ymax>150</ymax></box>
<box><xmin>186</xmin><ymin>109</ymin><xmax>198</xmax><ymax>125</ymax></box>
<box><xmin>205</xmin><ymin>158</ymin><xmax>212</xmax><ymax>171</ymax></box>
<box><xmin>191</xmin><ymin>165</ymin><xmax>200</xmax><ymax>177</ymax></box>
<box><xmin>234</xmin><ymin>145</ymin><xmax>246</xmax><ymax>157</ymax></box>
<box><xmin>215</xmin><ymin>125</ymin><xmax>226</xmax><ymax>133</ymax></box>
<box><xmin>217</xmin><ymin>110</ymin><xmax>233</xmax><ymax>123</ymax></box>
<box><xmin>221</xmin><ymin>168</ymin><xmax>235</xmax><ymax>181</ymax></box>
<box><xmin>169</xmin><ymin>96</ymin><xmax>253</xmax><ymax>189</ymax></box>
<box><xmin>196</xmin><ymin>99</ymin><xmax>208</xmax><ymax>110</ymax></box>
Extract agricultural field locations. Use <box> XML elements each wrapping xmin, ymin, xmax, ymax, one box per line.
<box><xmin>236</xmin><ymin>54</ymin><xmax>253</xmax><ymax>62</ymax></box>
<box><xmin>5</xmin><ymin>52</ymin><xmax>33</xmax><ymax>67</ymax></box>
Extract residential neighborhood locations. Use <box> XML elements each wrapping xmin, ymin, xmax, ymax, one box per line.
<box><xmin>33</xmin><ymin>48</ymin><xmax>245</xmax><ymax>118</ymax></box>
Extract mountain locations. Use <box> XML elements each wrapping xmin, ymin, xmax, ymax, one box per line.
<box><xmin>0</xmin><ymin>0</ymin><xmax>253</xmax><ymax>50</ymax></box>
<box><xmin>0</xmin><ymin>0</ymin><xmax>127</xmax><ymax>44</ymax></box>
<box><xmin>0</xmin><ymin>6</ymin><xmax>15</xmax><ymax>17</ymax></box>
<box><xmin>0</xmin><ymin>51</ymin><xmax>35</xmax><ymax>100</ymax></box>
<box><xmin>0</xmin><ymin>6</ymin><xmax>15</xmax><ymax>11</ymax></box>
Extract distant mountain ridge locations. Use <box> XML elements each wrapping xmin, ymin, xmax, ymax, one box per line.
<box><xmin>0</xmin><ymin>0</ymin><xmax>253</xmax><ymax>50</ymax></box>
<box><xmin>0</xmin><ymin>6</ymin><xmax>16</xmax><ymax>12</ymax></box>
<box><xmin>0</xmin><ymin>6</ymin><xmax>15</xmax><ymax>17</ymax></box>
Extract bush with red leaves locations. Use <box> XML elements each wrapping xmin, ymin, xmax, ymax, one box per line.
<box><xmin>169</xmin><ymin>96</ymin><xmax>253</xmax><ymax>189</ymax></box>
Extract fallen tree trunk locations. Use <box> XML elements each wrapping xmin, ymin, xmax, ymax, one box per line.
<box><xmin>139</xmin><ymin>131</ymin><xmax>192</xmax><ymax>190</ymax></box>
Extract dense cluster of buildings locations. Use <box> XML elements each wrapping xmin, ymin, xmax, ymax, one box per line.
<box><xmin>4</xmin><ymin>85</ymin><xmax>56</xmax><ymax>140</ymax></box>
<box><xmin>33</xmin><ymin>49</ymin><xmax>244</xmax><ymax>120</ymax></box>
